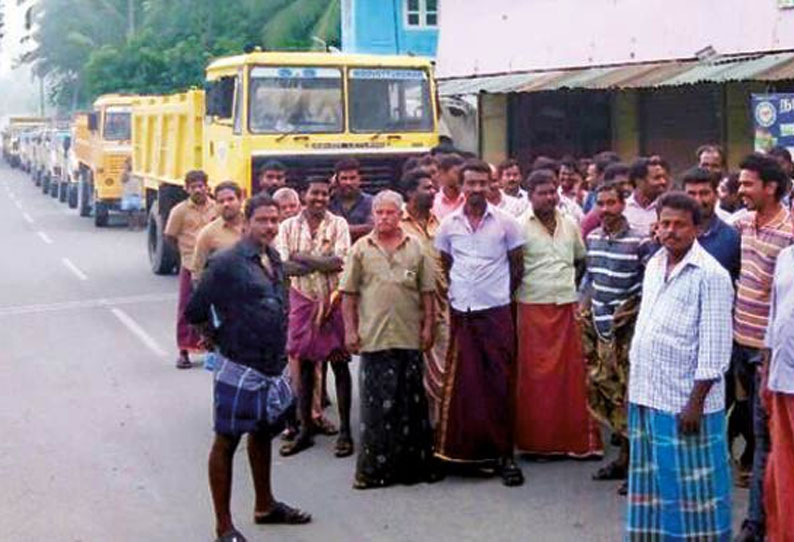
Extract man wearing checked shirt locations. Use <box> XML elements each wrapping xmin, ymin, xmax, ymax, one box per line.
<box><xmin>625</xmin><ymin>192</ymin><xmax>734</xmax><ymax>541</ymax></box>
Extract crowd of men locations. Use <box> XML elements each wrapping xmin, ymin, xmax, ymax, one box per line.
<box><xmin>164</xmin><ymin>144</ymin><xmax>794</xmax><ymax>542</ymax></box>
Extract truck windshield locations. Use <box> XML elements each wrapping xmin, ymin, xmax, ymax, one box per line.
<box><xmin>249</xmin><ymin>66</ymin><xmax>343</xmax><ymax>134</ymax></box>
<box><xmin>348</xmin><ymin>68</ymin><xmax>433</xmax><ymax>133</ymax></box>
<box><xmin>104</xmin><ymin>109</ymin><xmax>131</xmax><ymax>141</ymax></box>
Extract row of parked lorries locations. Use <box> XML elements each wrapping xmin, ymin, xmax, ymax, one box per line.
<box><xmin>2</xmin><ymin>50</ymin><xmax>441</xmax><ymax>275</ymax></box>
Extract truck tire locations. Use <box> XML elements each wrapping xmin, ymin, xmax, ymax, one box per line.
<box><xmin>50</xmin><ymin>179</ymin><xmax>59</xmax><ymax>198</ymax></box>
<box><xmin>94</xmin><ymin>200</ymin><xmax>109</xmax><ymax>227</ymax></box>
<box><xmin>41</xmin><ymin>174</ymin><xmax>50</xmax><ymax>194</ymax></box>
<box><xmin>78</xmin><ymin>176</ymin><xmax>92</xmax><ymax>217</ymax></box>
<box><xmin>58</xmin><ymin>182</ymin><xmax>68</xmax><ymax>203</ymax></box>
<box><xmin>34</xmin><ymin>169</ymin><xmax>41</xmax><ymax>187</ymax></box>
<box><xmin>147</xmin><ymin>201</ymin><xmax>179</xmax><ymax>275</ymax></box>
<box><xmin>68</xmin><ymin>184</ymin><xmax>78</xmax><ymax>209</ymax></box>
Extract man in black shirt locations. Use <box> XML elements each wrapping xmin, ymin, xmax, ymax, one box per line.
<box><xmin>186</xmin><ymin>193</ymin><xmax>311</xmax><ymax>542</ymax></box>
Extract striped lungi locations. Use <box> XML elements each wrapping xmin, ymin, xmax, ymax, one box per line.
<box><xmin>625</xmin><ymin>403</ymin><xmax>732</xmax><ymax>541</ymax></box>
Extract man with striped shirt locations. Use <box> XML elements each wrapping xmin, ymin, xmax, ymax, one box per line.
<box><xmin>581</xmin><ymin>182</ymin><xmax>649</xmax><ymax>492</ymax></box>
<box><xmin>733</xmin><ymin>153</ymin><xmax>794</xmax><ymax>542</ymax></box>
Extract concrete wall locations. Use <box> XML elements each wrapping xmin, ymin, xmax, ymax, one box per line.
<box><xmin>342</xmin><ymin>0</ymin><xmax>438</xmax><ymax>57</ymax></box>
<box><xmin>437</xmin><ymin>0</ymin><xmax>794</xmax><ymax>77</ymax></box>
<box><xmin>479</xmin><ymin>93</ymin><xmax>507</xmax><ymax>163</ymax></box>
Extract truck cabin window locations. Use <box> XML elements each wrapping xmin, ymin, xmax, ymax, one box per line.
<box><xmin>348</xmin><ymin>68</ymin><xmax>433</xmax><ymax>133</ymax></box>
<box><xmin>103</xmin><ymin>108</ymin><xmax>131</xmax><ymax>141</ymax></box>
<box><xmin>248</xmin><ymin>66</ymin><xmax>343</xmax><ymax>134</ymax></box>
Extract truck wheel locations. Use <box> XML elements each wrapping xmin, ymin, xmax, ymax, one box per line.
<box><xmin>50</xmin><ymin>179</ymin><xmax>59</xmax><ymax>198</ymax></box>
<box><xmin>68</xmin><ymin>184</ymin><xmax>78</xmax><ymax>209</ymax></box>
<box><xmin>94</xmin><ymin>201</ymin><xmax>109</xmax><ymax>227</ymax></box>
<box><xmin>78</xmin><ymin>176</ymin><xmax>92</xmax><ymax>217</ymax></box>
<box><xmin>147</xmin><ymin>202</ymin><xmax>179</xmax><ymax>275</ymax></box>
<box><xmin>34</xmin><ymin>170</ymin><xmax>41</xmax><ymax>187</ymax></box>
<box><xmin>41</xmin><ymin>174</ymin><xmax>50</xmax><ymax>194</ymax></box>
<box><xmin>58</xmin><ymin>182</ymin><xmax>67</xmax><ymax>203</ymax></box>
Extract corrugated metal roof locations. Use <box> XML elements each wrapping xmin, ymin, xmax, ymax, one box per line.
<box><xmin>438</xmin><ymin>52</ymin><xmax>794</xmax><ymax>96</ymax></box>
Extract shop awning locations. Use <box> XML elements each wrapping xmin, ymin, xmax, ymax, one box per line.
<box><xmin>438</xmin><ymin>52</ymin><xmax>794</xmax><ymax>96</ymax></box>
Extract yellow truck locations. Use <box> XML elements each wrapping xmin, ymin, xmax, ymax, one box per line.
<box><xmin>72</xmin><ymin>94</ymin><xmax>136</xmax><ymax>226</ymax></box>
<box><xmin>2</xmin><ymin>116</ymin><xmax>49</xmax><ymax>169</ymax></box>
<box><xmin>132</xmin><ymin>51</ymin><xmax>440</xmax><ymax>274</ymax></box>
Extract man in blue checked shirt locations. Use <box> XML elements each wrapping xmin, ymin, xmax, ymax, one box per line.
<box><xmin>625</xmin><ymin>192</ymin><xmax>734</xmax><ymax>541</ymax></box>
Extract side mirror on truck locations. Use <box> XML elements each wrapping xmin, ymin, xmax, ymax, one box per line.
<box><xmin>88</xmin><ymin>112</ymin><xmax>99</xmax><ymax>132</ymax></box>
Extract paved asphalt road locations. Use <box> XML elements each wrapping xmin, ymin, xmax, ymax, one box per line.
<box><xmin>0</xmin><ymin>162</ymin><xmax>749</xmax><ymax>541</ymax></box>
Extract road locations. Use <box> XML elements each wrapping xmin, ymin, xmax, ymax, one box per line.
<box><xmin>0</xmin><ymin>162</ymin><xmax>748</xmax><ymax>541</ymax></box>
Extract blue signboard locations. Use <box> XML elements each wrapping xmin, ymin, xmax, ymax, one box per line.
<box><xmin>752</xmin><ymin>93</ymin><xmax>794</xmax><ymax>151</ymax></box>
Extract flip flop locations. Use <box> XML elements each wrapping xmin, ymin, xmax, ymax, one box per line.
<box><xmin>313</xmin><ymin>417</ymin><xmax>339</xmax><ymax>436</ymax></box>
<box><xmin>592</xmin><ymin>461</ymin><xmax>627</xmax><ymax>481</ymax></box>
<box><xmin>215</xmin><ymin>528</ymin><xmax>247</xmax><ymax>542</ymax></box>
<box><xmin>254</xmin><ymin>502</ymin><xmax>312</xmax><ymax>525</ymax></box>
<box><xmin>500</xmin><ymin>461</ymin><xmax>525</xmax><ymax>487</ymax></box>
<box><xmin>334</xmin><ymin>436</ymin><xmax>354</xmax><ymax>458</ymax></box>
<box><xmin>279</xmin><ymin>437</ymin><xmax>314</xmax><ymax>457</ymax></box>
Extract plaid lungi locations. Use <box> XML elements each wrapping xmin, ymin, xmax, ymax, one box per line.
<box><xmin>625</xmin><ymin>404</ymin><xmax>732</xmax><ymax>541</ymax></box>
<box><xmin>213</xmin><ymin>354</ymin><xmax>294</xmax><ymax>438</ymax></box>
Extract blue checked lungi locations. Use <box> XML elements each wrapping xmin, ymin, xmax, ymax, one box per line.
<box><xmin>625</xmin><ymin>404</ymin><xmax>732</xmax><ymax>541</ymax></box>
<box><xmin>213</xmin><ymin>354</ymin><xmax>294</xmax><ymax>438</ymax></box>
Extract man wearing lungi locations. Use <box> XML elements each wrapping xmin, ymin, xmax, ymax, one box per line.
<box><xmin>434</xmin><ymin>159</ymin><xmax>526</xmax><ymax>487</ymax></box>
<box><xmin>514</xmin><ymin>169</ymin><xmax>604</xmax><ymax>459</ymax></box>
<box><xmin>164</xmin><ymin>170</ymin><xmax>217</xmax><ymax>369</ymax></box>
<box><xmin>398</xmin><ymin>168</ymin><xmax>449</xmax><ymax>425</ymax></box>
<box><xmin>626</xmin><ymin>192</ymin><xmax>734</xmax><ymax>541</ymax></box>
<box><xmin>276</xmin><ymin>176</ymin><xmax>354</xmax><ymax>458</ymax></box>
<box><xmin>185</xmin><ymin>193</ymin><xmax>310</xmax><ymax>542</ymax></box>
<box><xmin>762</xmin><ymin>244</ymin><xmax>794</xmax><ymax>541</ymax></box>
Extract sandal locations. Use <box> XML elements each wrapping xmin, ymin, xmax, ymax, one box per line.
<box><xmin>334</xmin><ymin>435</ymin><xmax>354</xmax><ymax>458</ymax></box>
<box><xmin>592</xmin><ymin>461</ymin><xmax>627</xmax><ymax>481</ymax></box>
<box><xmin>500</xmin><ymin>460</ymin><xmax>525</xmax><ymax>487</ymax></box>
<box><xmin>215</xmin><ymin>528</ymin><xmax>247</xmax><ymax>542</ymax></box>
<box><xmin>254</xmin><ymin>501</ymin><xmax>312</xmax><ymax>525</ymax></box>
<box><xmin>280</xmin><ymin>426</ymin><xmax>298</xmax><ymax>442</ymax></box>
<box><xmin>352</xmin><ymin>475</ymin><xmax>387</xmax><ymax>490</ymax></box>
<box><xmin>313</xmin><ymin>417</ymin><xmax>339</xmax><ymax>436</ymax></box>
<box><xmin>279</xmin><ymin>436</ymin><xmax>314</xmax><ymax>457</ymax></box>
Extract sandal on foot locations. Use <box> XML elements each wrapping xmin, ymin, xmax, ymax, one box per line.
<box><xmin>334</xmin><ymin>436</ymin><xmax>354</xmax><ymax>458</ymax></box>
<box><xmin>215</xmin><ymin>528</ymin><xmax>247</xmax><ymax>542</ymax></box>
<box><xmin>254</xmin><ymin>502</ymin><xmax>311</xmax><ymax>525</ymax></box>
<box><xmin>279</xmin><ymin>437</ymin><xmax>314</xmax><ymax>457</ymax></box>
<box><xmin>592</xmin><ymin>461</ymin><xmax>627</xmax><ymax>481</ymax></box>
<box><xmin>280</xmin><ymin>426</ymin><xmax>298</xmax><ymax>442</ymax></box>
<box><xmin>500</xmin><ymin>462</ymin><xmax>525</xmax><ymax>487</ymax></box>
<box><xmin>313</xmin><ymin>417</ymin><xmax>339</xmax><ymax>436</ymax></box>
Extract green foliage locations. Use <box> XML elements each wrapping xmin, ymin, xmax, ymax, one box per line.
<box><xmin>29</xmin><ymin>0</ymin><xmax>341</xmax><ymax>110</ymax></box>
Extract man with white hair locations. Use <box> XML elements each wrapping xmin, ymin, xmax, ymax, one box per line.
<box><xmin>341</xmin><ymin>190</ymin><xmax>438</xmax><ymax>489</ymax></box>
<box><xmin>272</xmin><ymin>187</ymin><xmax>302</xmax><ymax>219</ymax></box>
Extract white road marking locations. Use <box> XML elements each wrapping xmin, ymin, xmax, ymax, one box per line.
<box><xmin>0</xmin><ymin>293</ymin><xmax>176</xmax><ymax>317</ymax></box>
<box><xmin>22</xmin><ymin>212</ymin><xmax>34</xmax><ymax>224</ymax></box>
<box><xmin>61</xmin><ymin>257</ymin><xmax>88</xmax><ymax>281</ymax></box>
<box><xmin>110</xmin><ymin>307</ymin><xmax>168</xmax><ymax>358</ymax></box>
<box><xmin>37</xmin><ymin>231</ymin><xmax>53</xmax><ymax>244</ymax></box>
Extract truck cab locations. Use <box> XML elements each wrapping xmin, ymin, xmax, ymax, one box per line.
<box><xmin>73</xmin><ymin>94</ymin><xmax>135</xmax><ymax>226</ymax></box>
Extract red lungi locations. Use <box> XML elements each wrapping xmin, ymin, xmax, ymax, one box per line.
<box><xmin>515</xmin><ymin>303</ymin><xmax>603</xmax><ymax>457</ymax></box>
<box><xmin>176</xmin><ymin>267</ymin><xmax>202</xmax><ymax>351</ymax></box>
<box><xmin>764</xmin><ymin>392</ymin><xmax>794</xmax><ymax>541</ymax></box>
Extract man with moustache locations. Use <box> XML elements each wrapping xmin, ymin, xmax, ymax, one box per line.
<box><xmin>164</xmin><ymin>170</ymin><xmax>217</xmax><ymax>369</ymax></box>
<box><xmin>498</xmin><ymin>159</ymin><xmax>526</xmax><ymax>201</ymax></box>
<box><xmin>277</xmin><ymin>177</ymin><xmax>354</xmax><ymax>459</ymax></box>
<box><xmin>625</xmin><ymin>192</ymin><xmax>734</xmax><ymax>541</ymax></box>
<box><xmin>434</xmin><ymin>159</ymin><xmax>526</xmax><ymax>487</ymax></box>
<box><xmin>486</xmin><ymin>164</ymin><xmax>528</xmax><ymax>218</ymax></box>
<box><xmin>399</xmin><ymin>169</ymin><xmax>449</xmax><ymax>424</ymax></box>
<box><xmin>431</xmin><ymin>154</ymin><xmax>466</xmax><ymax>220</ymax></box>
<box><xmin>514</xmin><ymin>169</ymin><xmax>603</xmax><ymax>460</ymax></box>
<box><xmin>581</xmin><ymin>182</ymin><xmax>649</xmax><ymax>493</ymax></box>
<box><xmin>623</xmin><ymin>157</ymin><xmax>668</xmax><ymax>237</ymax></box>
<box><xmin>328</xmin><ymin>158</ymin><xmax>373</xmax><ymax>242</ymax></box>
<box><xmin>697</xmin><ymin>144</ymin><xmax>726</xmax><ymax>177</ymax></box>
<box><xmin>733</xmin><ymin>153</ymin><xmax>794</xmax><ymax>542</ymax></box>
<box><xmin>192</xmin><ymin>182</ymin><xmax>244</xmax><ymax>282</ymax></box>
<box><xmin>185</xmin><ymin>193</ymin><xmax>311</xmax><ymax>542</ymax></box>
<box><xmin>257</xmin><ymin>160</ymin><xmax>287</xmax><ymax>195</ymax></box>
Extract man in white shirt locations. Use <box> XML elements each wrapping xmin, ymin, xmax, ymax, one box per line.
<box><xmin>498</xmin><ymin>159</ymin><xmax>527</xmax><ymax>200</ymax></box>
<box><xmin>624</xmin><ymin>157</ymin><xmax>668</xmax><ymax>237</ymax></box>
<box><xmin>625</xmin><ymin>192</ymin><xmax>734</xmax><ymax>540</ymax></box>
